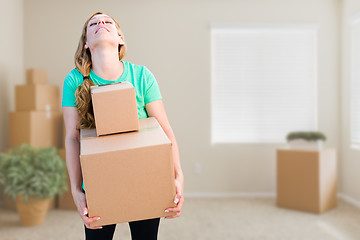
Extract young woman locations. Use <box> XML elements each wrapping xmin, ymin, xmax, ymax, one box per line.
<box><xmin>62</xmin><ymin>11</ymin><xmax>184</xmax><ymax>240</ymax></box>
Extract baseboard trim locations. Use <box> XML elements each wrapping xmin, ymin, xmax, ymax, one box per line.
<box><xmin>184</xmin><ymin>192</ymin><xmax>276</xmax><ymax>198</ymax></box>
<box><xmin>338</xmin><ymin>193</ymin><xmax>360</xmax><ymax>208</ymax></box>
<box><xmin>183</xmin><ymin>192</ymin><xmax>360</xmax><ymax>209</ymax></box>
<box><xmin>1</xmin><ymin>192</ymin><xmax>355</xmax><ymax>208</ymax></box>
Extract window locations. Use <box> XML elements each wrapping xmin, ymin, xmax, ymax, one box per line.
<box><xmin>211</xmin><ymin>25</ymin><xmax>318</xmax><ymax>143</ymax></box>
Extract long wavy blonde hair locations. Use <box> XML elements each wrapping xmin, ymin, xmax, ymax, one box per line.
<box><xmin>74</xmin><ymin>11</ymin><xmax>127</xmax><ymax>129</ymax></box>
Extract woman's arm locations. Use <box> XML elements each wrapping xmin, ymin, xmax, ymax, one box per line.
<box><xmin>63</xmin><ymin>107</ymin><xmax>82</xmax><ymax>194</ymax></box>
<box><xmin>62</xmin><ymin>106</ymin><xmax>101</xmax><ymax>229</ymax></box>
<box><xmin>145</xmin><ymin>100</ymin><xmax>184</xmax><ymax>219</ymax></box>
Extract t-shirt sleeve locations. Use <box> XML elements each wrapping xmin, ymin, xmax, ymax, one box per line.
<box><xmin>143</xmin><ymin>67</ymin><xmax>162</xmax><ymax>104</ymax></box>
<box><xmin>62</xmin><ymin>71</ymin><xmax>78</xmax><ymax>107</ymax></box>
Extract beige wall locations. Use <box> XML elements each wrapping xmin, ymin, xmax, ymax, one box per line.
<box><xmin>0</xmin><ymin>0</ymin><xmax>23</xmax><ymax>204</ymax></box>
<box><xmin>0</xmin><ymin>0</ymin><xmax>23</xmax><ymax>151</ymax></box>
<box><xmin>341</xmin><ymin>0</ymin><xmax>360</xmax><ymax>204</ymax></box>
<box><xmin>20</xmin><ymin>0</ymin><xmax>340</xmax><ymax>195</ymax></box>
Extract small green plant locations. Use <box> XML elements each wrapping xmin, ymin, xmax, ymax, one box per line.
<box><xmin>286</xmin><ymin>131</ymin><xmax>327</xmax><ymax>142</ymax></box>
<box><xmin>0</xmin><ymin>144</ymin><xmax>67</xmax><ymax>203</ymax></box>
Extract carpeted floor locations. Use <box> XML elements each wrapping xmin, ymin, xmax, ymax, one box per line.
<box><xmin>1</xmin><ymin>198</ymin><xmax>360</xmax><ymax>240</ymax></box>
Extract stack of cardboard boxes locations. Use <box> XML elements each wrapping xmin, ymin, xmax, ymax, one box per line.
<box><xmin>4</xmin><ymin>69</ymin><xmax>63</xmax><ymax>210</ymax></box>
<box><xmin>80</xmin><ymin>82</ymin><xmax>177</xmax><ymax>227</ymax></box>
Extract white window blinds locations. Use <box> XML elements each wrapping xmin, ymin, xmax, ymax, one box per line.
<box><xmin>350</xmin><ymin>19</ymin><xmax>360</xmax><ymax>149</ymax></box>
<box><xmin>211</xmin><ymin>25</ymin><xmax>318</xmax><ymax>143</ymax></box>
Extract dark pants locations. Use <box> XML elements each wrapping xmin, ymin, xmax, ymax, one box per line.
<box><xmin>84</xmin><ymin>217</ymin><xmax>161</xmax><ymax>240</ymax></box>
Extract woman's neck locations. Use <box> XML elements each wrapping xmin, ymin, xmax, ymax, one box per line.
<box><xmin>90</xmin><ymin>48</ymin><xmax>123</xmax><ymax>81</ymax></box>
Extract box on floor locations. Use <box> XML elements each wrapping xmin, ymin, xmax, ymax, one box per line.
<box><xmin>277</xmin><ymin>149</ymin><xmax>337</xmax><ymax>213</ymax></box>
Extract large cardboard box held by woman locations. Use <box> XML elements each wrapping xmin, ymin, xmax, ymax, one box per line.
<box><xmin>80</xmin><ymin>117</ymin><xmax>177</xmax><ymax>227</ymax></box>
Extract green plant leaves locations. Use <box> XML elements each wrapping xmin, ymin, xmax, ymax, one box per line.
<box><xmin>0</xmin><ymin>144</ymin><xmax>68</xmax><ymax>201</ymax></box>
<box><xmin>286</xmin><ymin>131</ymin><xmax>327</xmax><ymax>142</ymax></box>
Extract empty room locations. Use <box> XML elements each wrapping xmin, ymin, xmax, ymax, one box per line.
<box><xmin>1</xmin><ymin>0</ymin><xmax>360</xmax><ymax>239</ymax></box>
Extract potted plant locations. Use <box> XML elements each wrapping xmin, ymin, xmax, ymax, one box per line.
<box><xmin>286</xmin><ymin>131</ymin><xmax>326</xmax><ymax>150</ymax></box>
<box><xmin>0</xmin><ymin>144</ymin><xmax>67</xmax><ymax>226</ymax></box>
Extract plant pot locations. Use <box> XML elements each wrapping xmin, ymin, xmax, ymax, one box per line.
<box><xmin>288</xmin><ymin>139</ymin><xmax>323</xmax><ymax>150</ymax></box>
<box><xmin>16</xmin><ymin>195</ymin><xmax>52</xmax><ymax>226</ymax></box>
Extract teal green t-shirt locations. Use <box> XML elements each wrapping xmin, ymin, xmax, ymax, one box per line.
<box><xmin>62</xmin><ymin>61</ymin><xmax>162</xmax><ymax>191</ymax></box>
<box><xmin>62</xmin><ymin>60</ymin><xmax>162</xmax><ymax>119</ymax></box>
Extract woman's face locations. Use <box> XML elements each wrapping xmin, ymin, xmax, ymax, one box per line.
<box><xmin>85</xmin><ymin>14</ymin><xmax>124</xmax><ymax>51</ymax></box>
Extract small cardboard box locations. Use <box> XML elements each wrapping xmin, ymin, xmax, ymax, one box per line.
<box><xmin>276</xmin><ymin>149</ymin><xmax>337</xmax><ymax>213</ymax></box>
<box><xmin>80</xmin><ymin>117</ymin><xmax>176</xmax><ymax>227</ymax></box>
<box><xmin>91</xmin><ymin>82</ymin><xmax>139</xmax><ymax>136</ymax></box>
<box><xmin>15</xmin><ymin>85</ymin><xmax>59</xmax><ymax>111</ymax></box>
<box><xmin>9</xmin><ymin>111</ymin><xmax>62</xmax><ymax>148</ymax></box>
<box><xmin>57</xmin><ymin>149</ymin><xmax>77</xmax><ymax>210</ymax></box>
<box><xmin>26</xmin><ymin>68</ymin><xmax>47</xmax><ymax>85</ymax></box>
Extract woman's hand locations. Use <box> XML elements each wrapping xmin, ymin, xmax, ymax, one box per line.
<box><xmin>164</xmin><ymin>173</ymin><xmax>184</xmax><ymax>219</ymax></box>
<box><xmin>73</xmin><ymin>190</ymin><xmax>102</xmax><ymax>229</ymax></box>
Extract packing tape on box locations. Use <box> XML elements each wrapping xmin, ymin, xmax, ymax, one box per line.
<box><xmin>46</xmin><ymin>110</ymin><xmax>52</xmax><ymax>119</ymax></box>
<box><xmin>45</xmin><ymin>104</ymin><xmax>51</xmax><ymax>111</ymax></box>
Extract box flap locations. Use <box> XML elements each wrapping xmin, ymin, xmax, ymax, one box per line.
<box><xmin>80</xmin><ymin>117</ymin><xmax>171</xmax><ymax>155</ymax></box>
<box><xmin>90</xmin><ymin>81</ymin><xmax>133</xmax><ymax>94</ymax></box>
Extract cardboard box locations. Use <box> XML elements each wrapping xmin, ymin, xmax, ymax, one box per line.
<box><xmin>91</xmin><ymin>82</ymin><xmax>139</xmax><ymax>136</ymax></box>
<box><xmin>15</xmin><ymin>85</ymin><xmax>59</xmax><ymax>111</ymax></box>
<box><xmin>9</xmin><ymin>111</ymin><xmax>62</xmax><ymax>148</ymax></box>
<box><xmin>277</xmin><ymin>149</ymin><xmax>337</xmax><ymax>213</ymax></box>
<box><xmin>80</xmin><ymin>117</ymin><xmax>176</xmax><ymax>227</ymax></box>
<box><xmin>26</xmin><ymin>68</ymin><xmax>47</xmax><ymax>85</ymax></box>
<box><xmin>57</xmin><ymin>149</ymin><xmax>77</xmax><ymax>210</ymax></box>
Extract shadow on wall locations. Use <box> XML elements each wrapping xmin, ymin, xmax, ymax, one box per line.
<box><xmin>0</xmin><ymin>65</ymin><xmax>10</xmax><ymax>152</ymax></box>
<box><xmin>0</xmin><ymin>64</ymin><xmax>10</xmax><ymax>206</ymax></box>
